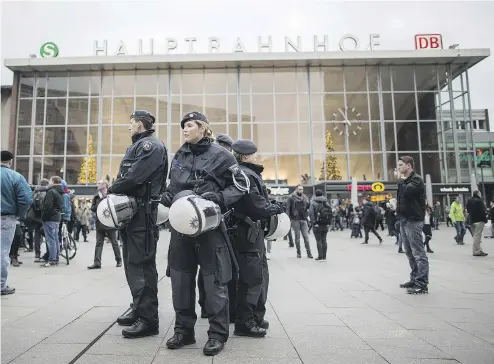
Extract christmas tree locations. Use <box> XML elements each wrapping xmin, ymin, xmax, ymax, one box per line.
<box><xmin>320</xmin><ymin>129</ymin><xmax>343</xmax><ymax>180</ymax></box>
<box><xmin>77</xmin><ymin>133</ymin><xmax>97</xmax><ymax>184</ymax></box>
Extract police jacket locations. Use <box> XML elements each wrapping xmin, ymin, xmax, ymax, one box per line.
<box><xmin>166</xmin><ymin>138</ymin><xmax>246</xmax><ymax>207</ymax></box>
<box><xmin>231</xmin><ymin>162</ymin><xmax>281</xmax><ymax>221</ymax></box>
<box><xmin>0</xmin><ymin>165</ymin><xmax>32</xmax><ymax>218</ymax></box>
<box><xmin>110</xmin><ymin>130</ymin><xmax>168</xmax><ymax>199</ymax></box>
<box><xmin>396</xmin><ymin>171</ymin><xmax>426</xmax><ymax>221</ymax></box>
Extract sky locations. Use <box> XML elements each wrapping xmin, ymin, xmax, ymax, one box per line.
<box><xmin>1</xmin><ymin>0</ymin><xmax>493</xmax><ymax>124</ymax></box>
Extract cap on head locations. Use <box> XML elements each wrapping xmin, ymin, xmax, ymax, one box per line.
<box><xmin>232</xmin><ymin>139</ymin><xmax>258</xmax><ymax>155</ymax></box>
<box><xmin>181</xmin><ymin>111</ymin><xmax>209</xmax><ymax>129</ymax></box>
<box><xmin>1</xmin><ymin>150</ymin><xmax>14</xmax><ymax>162</ymax></box>
<box><xmin>130</xmin><ymin>110</ymin><xmax>155</xmax><ymax>125</ymax></box>
<box><xmin>216</xmin><ymin>134</ymin><xmax>234</xmax><ymax>147</ymax></box>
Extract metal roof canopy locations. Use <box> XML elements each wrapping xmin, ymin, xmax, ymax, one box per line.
<box><xmin>4</xmin><ymin>49</ymin><xmax>490</xmax><ymax>72</ymax></box>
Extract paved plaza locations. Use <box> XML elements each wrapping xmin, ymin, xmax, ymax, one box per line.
<box><xmin>1</xmin><ymin>227</ymin><xmax>494</xmax><ymax>364</ymax></box>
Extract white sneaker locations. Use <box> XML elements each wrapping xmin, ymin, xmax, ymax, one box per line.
<box><xmin>266</xmin><ymin>253</ymin><xmax>271</xmax><ymax>260</ymax></box>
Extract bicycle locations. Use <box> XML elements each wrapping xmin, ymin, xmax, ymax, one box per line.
<box><xmin>59</xmin><ymin>222</ymin><xmax>77</xmax><ymax>265</ymax></box>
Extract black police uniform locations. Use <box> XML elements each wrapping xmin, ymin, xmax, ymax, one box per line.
<box><xmin>229</xmin><ymin>139</ymin><xmax>283</xmax><ymax>337</ymax></box>
<box><xmin>109</xmin><ymin>111</ymin><xmax>168</xmax><ymax>337</ymax></box>
<box><xmin>163</xmin><ymin>112</ymin><xmax>247</xmax><ymax>355</ymax></box>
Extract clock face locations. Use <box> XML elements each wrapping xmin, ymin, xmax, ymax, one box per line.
<box><xmin>331</xmin><ymin>107</ymin><xmax>363</xmax><ymax>136</ymax></box>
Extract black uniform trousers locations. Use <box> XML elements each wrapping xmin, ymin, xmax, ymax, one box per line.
<box><xmin>254</xmin><ymin>243</ymin><xmax>269</xmax><ymax>324</ymax></box>
<box><xmin>120</xmin><ymin>207</ymin><xmax>159</xmax><ymax>328</ymax></box>
<box><xmin>169</xmin><ymin>228</ymin><xmax>232</xmax><ymax>343</ymax></box>
<box><xmin>233</xmin><ymin>222</ymin><xmax>266</xmax><ymax>327</ymax></box>
<box><xmin>93</xmin><ymin>229</ymin><xmax>121</xmax><ymax>266</ymax></box>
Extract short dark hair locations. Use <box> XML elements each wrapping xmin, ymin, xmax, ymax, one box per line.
<box><xmin>39</xmin><ymin>178</ymin><xmax>50</xmax><ymax>186</ymax></box>
<box><xmin>50</xmin><ymin>176</ymin><xmax>62</xmax><ymax>184</ymax></box>
<box><xmin>315</xmin><ymin>189</ymin><xmax>323</xmax><ymax>197</ymax></box>
<box><xmin>399</xmin><ymin>156</ymin><xmax>415</xmax><ymax>169</ymax></box>
<box><xmin>296</xmin><ymin>184</ymin><xmax>303</xmax><ymax>189</ymax></box>
<box><xmin>473</xmin><ymin>190</ymin><xmax>480</xmax><ymax>197</ymax></box>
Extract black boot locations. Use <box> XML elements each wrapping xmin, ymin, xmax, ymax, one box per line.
<box><xmin>406</xmin><ymin>285</ymin><xmax>428</xmax><ymax>294</ymax></box>
<box><xmin>166</xmin><ymin>332</ymin><xmax>196</xmax><ymax>349</ymax></box>
<box><xmin>258</xmin><ymin>319</ymin><xmax>269</xmax><ymax>330</ymax></box>
<box><xmin>117</xmin><ymin>310</ymin><xmax>137</xmax><ymax>326</ymax></box>
<box><xmin>399</xmin><ymin>281</ymin><xmax>415</xmax><ymax>288</ymax></box>
<box><xmin>122</xmin><ymin>319</ymin><xmax>159</xmax><ymax>339</ymax></box>
<box><xmin>234</xmin><ymin>321</ymin><xmax>267</xmax><ymax>338</ymax></box>
<box><xmin>296</xmin><ymin>251</ymin><xmax>301</xmax><ymax>258</ymax></box>
<box><xmin>201</xmin><ymin>307</ymin><xmax>207</xmax><ymax>319</ymax></box>
<box><xmin>203</xmin><ymin>338</ymin><xmax>225</xmax><ymax>356</ymax></box>
<box><xmin>307</xmin><ymin>251</ymin><xmax>313</xmax><ymax>259</ymax></box>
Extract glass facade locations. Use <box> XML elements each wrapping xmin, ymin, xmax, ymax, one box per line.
<box><xmin>14</xmin><ymin>64</ymin><xmax>475</xmax><ymax>186</ymax></box>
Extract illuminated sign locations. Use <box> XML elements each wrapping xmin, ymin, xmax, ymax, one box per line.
<box><xmin>371</xmin><ymin>193</ymin><xmax>393</xmax><ymax>202</ymax></box>
<box><xmin>371</xmin><ymin>182</ymin><xmax>385</xmax><ymax>192</ymax></box>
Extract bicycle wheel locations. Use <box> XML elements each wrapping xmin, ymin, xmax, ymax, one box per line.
<box><xmin>62</xmin><ymin>237</ymin><xmax>70</xmax><ymax>265</ymax></box>
<box><xmin>66</xmin><ymin>235</ymin><xmax>77</xmax><ymax>260</ymax></box>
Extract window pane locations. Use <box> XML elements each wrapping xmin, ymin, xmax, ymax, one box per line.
<box><xmin>348</xmin><ymin>121</ymin><xmax>371</xmax><ymax>152</ymax></box>
<box><xmin>300</xmin><ymin>155</ymin><xmax>311</xmax><ymax>184</ymax></box>
<box><xmin>251</xmin><ymin>95</ymin><xmax>273</xmax><ymax>122</ymax></box>
<box><xmin>69</xmin><ymin>72</ymin><xmax>99</xmax><ymax>97</ymax></box>
<box><xmin>298</xmin><ymin>122</ymin><xmax>310</xmax><ymax>154</ymax></box>
<box><xmin>277</xmin><ymin>155</ymin><xmax>300</xmax><ymax>185</ymax></box>
<box><xmin>35</xmin><ymin>99</ymin><xmax>45</xmax><ymax>126</ymax></box>
<box><xmin>43</xmin><ymin>157</ymin><xmax>64</xmax><ymax>179</ymax></box>
<box><xmin>205</xmin><ymin>95</ymin><xmax>227</xmax><ymax>122</ymax></box>
<box><xmin>380</xmin><ymin>66</ymin><xmax>391</xmax><ymax>92</ymax></box>
<box><xmin>171</xmin><ymin>124</ymin><xmax>183</xmax><ymax>152</ymax></box>
<box><xmin>445</xmin><ymin>152</ymin><xmax>458</xmax><ymax>183</ymax></box>
<box><xmin>396</xmin><ymin>122</ymin><xmax>419</xmax><ymax>151</ymax></box>
<box><xmin>415</xmin><ymin>65</ymin><xmax>439</xmax><ymax>92</ymax></box>
<box><xmin>112</xmin><ymin>126</ymin><xmax>131</xmax><ymax>154</ymax></box>
<box><xmin>182</xmin><ymin>95</ymin><xmax>203</xmax><ymax>114</ymax></box>
<box><xmin>320</xmin><ymin>154</ymin><xmax>347</xmax><ymax>180</ymax></box>
<box><xmin>274</xmin><ymin>68</ymin><xmax>297</xmax><ymax>93</ymax></box>
<box><xmin>16</xmin><ymin>128</ymin><xmax>31</xmax><ymax>156</ymax></box>
<box><xmin>373</xmin><ymin>154</ymin><xmax>384</xmax><ymax>180</ymax></box>
<box><xmin>241</xmin><ymin>122</ymin><xmax>252</xmax><ymax>140</ymax></box>
<box><xmin>33</xmin><ymin>157</ymin><xmax>42</xmax><ymax>184</ymax></box>
<box><xmin>309</xmin><ymin>67</ymin><xmax>322</xmax><ymax>93</ymax></box>
<box><xmin>100</xmin><ymin>157</ymin><xmax>111</xmax><ymax>183</ymax></box>
<box><xmin>171</xmin><ymin>96</ymin><xmax>181</xmax><ymax>123</ymax></box>
<box><xmin>136</xmin><ymin>71</ymin><xmax>157</xmax><ymax>95</ymax></box>
<box><xmin>251</xmin><ymin>69</ymin><xmax>273</xmax><ymax>94</ymax></box>
<box><xmin>393</xmin><ymin>93</ymin><xmax>416</xmax><ymax>120</ymax></box>
<box><xmin>46</xmin><ymin>99</ymin><xmax>66</xmax><ymax>126</ymax></box>
<box><xmin>20</xmin><ymin>74</ymin><xmax>35</xmax><ymax>98</ymax></box>
<box><xmin>211</xmin><ymin>124</ymin><xmax>227</xmax><ymax>136</ymax></box>
<box><xmin>113</xmin><ymin>98</ymin><xmax>134</xmax><ymax>124</ymax></box>
<box><xmin>323</xmin><ymin>94</ymin><xmax>345</xmax><ymax>121</ymax></box>
<box><xmin>240</xmin><ymin>95</ymin><xmax>250</xmax><ymax>121</ymax></box>
<box><xmin>459</xmin><ymin>150</ymin><xmax>471</xmax><ymax>183</ymax></box>
<box><xmin>66</xmin><ymin>156</ymin><xmax>85</xmax><ymax>185</ymax></box>
<box><xmin>47</xmin><ymin>74</ymin><xmax>67</xmax><ymax>97</ymax></box>
<box><xmin>227</xmin><ymin>68</ymin><xmax>237</xmax><ymax>94</ymax></box>
<box><xmin>322</xmin><ymin>67</ymin><xmax>343</xmax><ymax>92</ymax></box>
<box><xmin>344</xmin><ymin>67</ymin><xmax>366</xmax><ymax>92</ymax></box>
<box><xmin>386</xmin><ymin>153</ymin><xmax>398</xmax><ymax>181</ymax></box>
<box><xmin>299</xmin><ymin>93</ymin><xmax>309</xmax><ymax>121</ymax></box>
<box><xmin>170</xmin><ymin>70</ymin><xmax>181</xmax><ymax>95</ymax></box>
<box><xmin>182</xmin><ymin>70</ymin><xmax>203</xmax><ymax>95</ymax></box>
<box><xmin>370</xmin><ymin>122</ymin><xmax>384</xmax><ymax>151</ymax></box>
<box><xmin>297</xmin><ymin>69</ymin><xmax>308</xmax><ymax>94</ymax></box>
<box><xmin>252</xmin><ymin>123</ymin><xmax>275</xmax><ymax>153</ymax></box>
<box><xmin>101</xmin><ymin>126</ymin><xmax>111</xmax><ymax>154</ymax></box>
<box><xmin>349</xmin><ymin>154</ymin><xmax>372</xmax><ymax>181</ymax></box>
<box><xmin>15</xmin><ymin>157</ymin><xmax>29</xmax><ymax>181</ymax></box>
<box><xmin>227</xmin><ymin>95</ymin><xmax>237</xmax><ymax>123</ymax></box>
<box><xmin>367</xmin><ymin>66</ymin><xmax>378</xmax><ymax>92</ymax></box>
<box><xmin>391</xmin><ymin>66</ymin><xmax>414</xmax><ymax>92</ymax></box>
<box><xmin>227</xmin><ymin>123</ymin><xmax>238</xmax><ymax>140</ymax></box>
<box><xmin>114</xmin><ymin>71</ymin><xmax>135</xmax><ymax>96</ymax></box>
<box><xmin>320</xmin><ymin>123</ymin><xmax>346</xmax><ymax>153</ymax></box>
<box><xmin>205</xmin><ymin>69</ymin><xmax>227</xmax><ymax>94</ymax></box>
<box><xmin>417</xmin><ymin>92</ymin><xmax>438</xmax><ymax>120</ymax></box>
<box><xmin>383</xmin><ymin>122</ymin><xmax>396</xmax><ymax>152</ymax></box>
<box><xmin>346</xmin><ymin>94</ymin><xmax>370</xmax><ymax>120</ymax></box>
<box><xmin>44</xmin><ymin>127</ymin><xmax>66</xmax><ymax>155</ymax></box>
<box><xmin>382</xmin><ymin>93</ymin><xmax>393</xmax><ymax>120</ymax></box>
<box><xmin>89</xmin><ymin>99</ymin><xmax>99</xmax><ymax>125</ymax></box>
<box><xmin>102</xmin><ymin>98</ymin><xmax>112</xmax><ymax>125</ymax></box>
<box><xmin>68</xmin><ymin>99</ymin><xmax>88</xmax><ymax>126</ymax></box>
<box><xmin>157</xmin><ymin>96</ymin><xmax>168</xmax><ymax>124</ymax></box>
<box><xmin>257</xmin><ymin>155</ymin><xmax>276</xmax><ymax>182</ymax></box>
<box><xmin>102</xmin><ymin>72</ymin><xmax>113</xmax><ymax>96</ymax></box>
<box><xmin>36</xmin><ymin>74</ymin><xmax>47</xmax><ymax>97</ymax></box>
<box><xmin>275</xmin><ymin>94</ymin><xmax>297</xmax><ymax>121</ymax></box>
<box><xmin>420</xmin><ymin>121</ymin><xmax>440</xmax><ymax>151</ymax></box>
<box><xmin>313</xmin><ymin>154</ymin><xmax>324</xmax><ymax>182</ymax></box>
<box><xmin>422</xmin><ymin>152</ymin><xmax>442</xmax><ymax>183</ymax></box>
<box><xmin>67</xmin><ymin>127</ymin><xmax>87</xmax><ymax>155</ymax></box>
<box><xmin>311</xmin><ymin>123</ymin><xmax>326</xmax><ymax>154</ymax></box>
<box><xmin>34</xmin><ymin>127</ymin><xmax>43</xmax><ymax>155</ymax></box>
<box><xmin>111</xmin><ymin>157</ymin><xmax>124</xmax><ymax>182</ymax></box>
<box><xmin>18</xmin><ymin>99</ymin><xmax>32</xmax><ymax>126</ymax></box>
<box><xmin>158</xmin><ymin>71</ymin><xmax>169</xmax><ymax>95</ymax></box>
<box><xmin>276</xmin><ymin>123</ymin><xmax>300</xmax><ymax>153</ymax></box>
<box><xmin>156</xmin><ymin>125</ymin><xmax>168</xmax><ymax>142</ymax></box>
<box><xmin>136</xmin><ymin>97</ymin><xmax>157</xmax><ymax>117</ymax></box>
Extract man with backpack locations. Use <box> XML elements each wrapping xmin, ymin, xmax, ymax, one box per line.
<box><xmin>309</xmin><ymin>189</ymin><xmax>332</xmax><ymax>261</ymax></box>
<box><xmin>361</xmin><ymin>198</ymin><xmax>383</xmax><ymax>245</ymax></box>
<box><xmin>27</xmin><ymin>178</ymin><xmax>50</xmax><ymax>261</ymax></box>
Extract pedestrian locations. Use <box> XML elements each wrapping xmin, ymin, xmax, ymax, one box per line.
<box><xmin>161</xmin><ymin>111</ymin><xmax>247</xmax><ymax>356</ymax></box>
<box><xmin>309</xmin><ymin>189</ymin><xmax>332</xmax><ymax>261</ymax></box>
<box><xmin>423</xmin><ymin>205</ymin><xmax>434</xmax><ymax>253</ymax></box>
<box><xmin>9</xmin><ymin>219</ymin><xmax>25</xmax><ymax>267</ymax></box>
<box><xmin>449</xmin><ymin>197</ymin><xmax>466</xmax><ymax>245</ymax></box>
<box><xmin>361</xmin><ymin>199</ymin><xmax>383</xmax><ymax>244</ymax></box>
<box><xmin>490</xmin><ymin>201</ymin><xmax>494</xmax><ymax>238</ymax></box>
<box><xmin>287</xmin><ymin>185</ymin><xmax>313</xmax><ymax>259</ymax></box>
<box><xmin>40</xmin><ymin>176</ymin><xmax>64</xmax><ymax>267</ymax></box>
<box><xmin>433</xmin><ymin>201</ymin><xmax>442</xmax><ymax>230</ymax></box>
<box><xmin>27</xmin><ymin>179</ymin><xmax>50</xmax><ymax>262</ymax></box>
<box><xmin>87</xmin><ymin>181</ymin><xmax>122</xmax><ymax>270</ymax></box>
<box><xmin>445</xmin><ymin>205</ymin><xmax>453</xmax><ymax>227</ymax></box>
<box><xmin>110</xmin><ymin>110</ymin><xmax>168</xmax><ymax>339</ymax></box>
<box><xmin>396</xmin><ymin>156</ymin><xmax>429</xmax><ymax>294</ymax></box>
<box><xmin>466</xmin><ymin>190</ymin><xmax>488</xmax><ymax>256</ymax></box>
<box><xmin>0</xmin><ymin>150</ymin><xmax>32</xmax><ymax>294</ymax></box>
<box><xmin>350</xmin><ymin>212</ymin><xmax>363</xmax><ymax>238</ymax></box>
<box><xmin>74</xmin><ymin>198</ymin><xmax>90</xmax><ymax>242</ymax></box>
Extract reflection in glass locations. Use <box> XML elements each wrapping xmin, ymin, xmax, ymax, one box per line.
<box><xmin>240</xmin><ymin>95</ymin><xmax>250</xmax><ymax>121</ymax></box>
<box><xmin>47</xmin><ymin>74</ymin><xmax>68</xmax><ymax>97</ymax></box>
<box><xmin>422</xmin><ymin>152</ymin><xmax>441</xmax><ymax>182</ymax></box>
<box><xmin>20</xmin><ymin>75</ymin><xmax>35</xmax><ymax>97</ymax></box>
<box><xmin>309</xmin><ymin>67</ymin><xmax>322</xmax><ymax>93</ymax></box>
<box><xmin>251</xmin><ymin>95</ymin><xmax>274</xmax><ymax>122</ymax></box>
<box><xmin>136</xmin><ymin>97</ymin><xmax>157</xmax><ymax>117</ymax></box>
<box><xmin>322</xmin><ymin>67</ymin><xmax>343</xmax><ymax>92</ymax></box>
<box><xmin>311</xmin><ymin>123</ymin><xmax>326</xmax><ymax>154</ymax></box>
<box><xmin>18</xmin><ymin>99</ymin><xmax>33</xmax><ymax>126</ymax></box>
<box><xmin>211</xmin><ymin>124</ymin><xmax>227</xmax><ymax>137</ymax></box>
<box><xmin>391</xmin><ymin>66</ymin><xmax>414</xmax><ymax>92</ymax></box>
<box><xmin>346</xmin><ymin>94</ymin><xmax>369</xmax><ymax>120</ymax></box>
<box><xmin>393</xmin><ymin>93</ymin><xmax>416</xmax><ymax>120</ymax></box>
<box><xmin>319</xmin><ymin>123</ymin><xmax>346</xmax><ymax>153</ymax></box>
<box><xmin>373</xmin><ymin>154</ymin><xmax>384</xmax><ymax>180</ymax></box>
<box><xmin>68</xmin><ymin>99</ymin><xmax>88</xmax><ymax>126</ymax></box>
<box><xmin>322</xmin><ymin>94</ymin><xmax>344</xmax><ymax>121</ymax></box>
<box><xmin>34</xmin><ymin>128</ymin><xmax>43</xmax><ymax>155</ymax></box>
<box><xmin>157</xmin><ymin>96</ymin><xmax>168</xmax><ymax>124</ymax></box>
<box><xmin>298</xmin><ymin>93</ymin><xmax>309</xmax><ymax>121</ymax></box>
<box><xmin>69</xmin><ymin>72</ymin><xmax>100</xmax><ymax>97</ymax></box>
<box><xmin>90</xmin><ymin>99</ymin><xmax>99</xmax><ymax>125</ymax></box>
<box><xmin>100</xmin><ymin>157</ymin><xmax>111</xmax><ymax>183</ymax></box>
<box><xmin>383</xmin><ymin>122</ymin><xmax>396</xmax><ymax>152</ymax></box>
<box><xmin>344</xmin><ymin>67</ymin><xmax>366</xmax><ymax>92</ymax></box>
<box><xmin>182</xmin><ymin>95</ymin><xmax>203</xmax><ymax>114</ymax></box>
<box><xmin>227</xmin><ymin>95</ymin><xmax>237</xmax><ymax>123</ymax></box>
<box><xmin>417</xmin><ymin>92</ymin><xmax>437</xmax><ymax>120</ymax></box>
<box><xmin>252</xmin><ymin>124</ymin><xmax>275</xmax><ymax>153</ymax></box>
<box><xmin>300</xmin><ymin>155</ymin><xmax>311</xmax><ymax>184</ymax></box>
<box><xmin>205</xmin><ymin>95</ymin><xmax>227</xmax><ymax>122</ymax></box>
<box><xmin>16</xmin><ymin>128</ymin><xmax>31</xmax><ymax>155</ymax></box>
<box><xmin>205</xmin><ymin>69</ymin><xmax>228</xmax><ymax>94</ymax></box>
<box><xmin>101</xmin><ymin>126</ymin><xmax>111</xmax><ymax>154</ymax></box>
<box><xmin>396</xmin><ymin>122</ymin><xmax>419</xmax><ymax>151</ymax></box>
<box><xmin>459</xmin><ymin>150</ymin><xmax>471</xmax><ymax>183</ymax></box>
<box><xmin>102</xmin><ymin>98</ymin><xmax>112</xmax><ymax>124</ymax></box>
<box><xmin>446</xmin><ymin>152</ymin><xmax>458</xmax><ymax>183</ymax></box>
<box><xmin>42</xmin><ymin>157</ymin><xmax>64</xmax><ymax>180</ymax></box>
<box><xmin>415</xmin><ymin>65</ymin><xmax>439</xmax><ymax>91</ymax></box>
<box><xmin>241</xmin><ymin>123</ymin><xmax>252</xmax><ymax>140</ymax></box>
<box><xmin>33</xmin><ymin>157</ymin><xmax>42</xmax><ymax>184</ymax></box>
<box><xmin>277</xmin><ymin>155</ymin><xmax>300</xmax><ymax>185</ymax></box>
<box><xmin>182</xmin><ymin>70</ymin><xmax>204</xmax><ymax>95</ymax></box>
<box><xmin>66</xmin><ymin>157</ymin><xmax>85</xmax><ymax>185</ymax></box>
<box><xmin>380</xmin><ymin>66</ymin><xmax>391</xmax><ymax>92</ymax></box>
<box><xmin>15</xmin><ymin>158</ymin><xmax>29</xmax><ymax>181</ymax></box>
<box><xmin>313</xmin><ymin>154</ymin><xmax>324</xmax><ymax>182</ymax></box>
<box><xmin>386</xmin><ymin>153</ymin><xmax>398</xmax><ymax>181</ymax></box>
<box><xmin>88</xmin><ymin>127</ymin><xmax>99</xmax><ymax>155</ymax></box>
<box><xmin>227</xmin><ymin>123</ymin><xmax>238</xmax><ymax>140</ymax></box>
<box><xmin>420</xmin><ymin>122</ymin><xmax>440</xmax><ymax>151</ymax></box>
<box><xmin>114</xmin><ymin>71</ymin><xmax>135</xmax><ymax>96</ymax></box>
<box><xmin>257</xmin><ymin>155</ymin><xmax>276</xmax><ymax>182</ymax></box>
<box><xmin>46</xmin><ymin>99</ymin><xmax>67</xmax><ymax>126</ymax></box>
<box><xmin>66</xmin><ymin>127</ymin><xmax>87</xmax><ymax>155</ymax></box>
<box><xmin>36</xmin><ymin>74</ymin><xmax>47</xmax><ymax>97</ymax></box>
<box><xmin>320</xmin><ymin>154</ymin><xmax>347</xmax><ymax>181</ymax></box>
<box><xmin>368</xmin><ymin>93</ymin><xmax>379</xmax><ymax>120</ymax></box>
<box><xmin>35</xmin><ymin>99</ymin><xmax>45</xmax><ymax>125</ymax></box>
<box><xmin>347</xmin><ymin>121</ymin><xmax>371</xmax><ymax>152</ymax></box>
<box><xmin>44</xmin><ymin>127</ymin><xmax>66</xmax><ymax>155</ymax></box>
<box><xmin>113</xmin><ymin>98</ymin><xmax>134</xmax><ymax>124</ymax></box>
<box><xmin>275</xmin><ymin>94</ymin><xmax>297</xmax><ymax>121</ymax></box>
<box><xmin>112</xmin><ymin>126</ymin><xmax>131</xmax><ymax>155</ymax></box>
<box><xmin>370</xmin><ymin>122</ymin><xmax>384</xmax><ymax>151</ymax></box>
<box><xmin>381</xmin><ymin>93</ymin><xmax>393</xmax><ymax>120</ymax></box>
<box><xmin>349</xmin><ymin>154</ymin><xmax>372</xmax><ymax>181</ymax></box>
<box><xmin>136</xmin><ymin>71</ymin><xmax>158</xmax><ymax>95</ymax></box>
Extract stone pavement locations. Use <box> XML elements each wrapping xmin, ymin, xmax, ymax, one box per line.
<box><xmin>1</xmin><ymin>226</ymin><xmax>494</xmax><ymax>364</ymax></box>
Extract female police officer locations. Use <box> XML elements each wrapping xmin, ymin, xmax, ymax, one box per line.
<box><xmin>161</xmin><ymin>112</ymin><xmax>247</xmax><ymax>356</ymax></box>
<box><xmin>229</xmin><ymin>139</ymin><xmax>284</xmax><ymax>337</ymax></box>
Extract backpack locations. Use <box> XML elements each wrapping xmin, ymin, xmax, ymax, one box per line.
<box><xmin>316</xmin><ymin>201</ymin><xmax>333</xmax><ymax>225</ymax></box>
<box><xmin>32</xmin><ymin>191</ymin><xmax>46</xmax><ymax>217</ymax></box>
<box><xmin>373</xmin><ymin>205</ymin><xmax>382</xmax><ymax>218</ymax></box>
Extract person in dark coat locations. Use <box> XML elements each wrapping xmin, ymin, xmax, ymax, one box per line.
<box><xmin>466</xmin><ymin>190</ymin><xmax>488</xmax><ymax>256</ymax></box>
<box><xmin>361</xmin><ymin>199</ymin><xmax>383</xmax><ymax>245</ymax></box>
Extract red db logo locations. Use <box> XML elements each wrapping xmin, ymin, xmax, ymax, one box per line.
<box><xmin>415</xmin><ymin>34</ymin><xmax>443</xmax><ymax>50</ymax></box>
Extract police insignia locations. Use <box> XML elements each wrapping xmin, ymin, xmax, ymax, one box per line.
<box><xmin>228</xmin><ymin>164</ymin><xmax>241</xmax><ymax>175</ymax></box>
<box><xmin>143</xmin><ymin>141</ymin><xmax>152</xmax><ymax>151</ymax></box>
<box><xmin>189</xmin><ymin>113</ymin><xmax>195</xmax><ymax>118</ymax></box>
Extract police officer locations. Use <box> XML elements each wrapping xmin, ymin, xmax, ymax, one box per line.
<box><xmin>230</xmin><ymin>139</ymin><xmax>284</xmax><ymax>337</ymax></box>
<box><xmin>161</xmin><ymin>112</ymin><xmax>247</xmax><ymax>356</ymax></box>
<box><xmin>109</xmin><ymin>110</ymin><xmax>168</xmax><ymax>339</ymax></box>
<box><xmin>197</xmin><ymin>133</ymin><xmax>234</xmax><ymax>319</ymax></box>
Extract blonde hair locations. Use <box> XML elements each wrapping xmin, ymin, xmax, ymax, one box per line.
<box><xmin>195</xmin><ymin>120</ymin><xmax>215</xmax><ymax>140</ymax></box>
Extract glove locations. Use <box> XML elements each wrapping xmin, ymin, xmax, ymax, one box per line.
<box><xmin>274</xmin><ymin>204</ymin><xmax>285</xmax><ymax>215</ymax></box>
<box><xmin>161</xmin><ymin>192</ymin><xmax>173</xmax><ymax>208</ymax></box>
<box><xmin>201</xmin><ymin>192</ymin><xmax>224</xmax><ymax>206</ymax></box>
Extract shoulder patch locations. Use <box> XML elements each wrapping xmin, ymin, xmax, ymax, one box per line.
<box><xmin>143</xmin><ymin>141</ymin><xmax>152</xmax><ymax>152</ymax></box>
<box><xmin>228</xmin><ymin>164</ymin><xmax>241</xmax><ymax>175</ymax></box>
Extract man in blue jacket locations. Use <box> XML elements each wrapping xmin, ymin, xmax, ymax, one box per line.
<box><xmin>0</xmin><ymin>151</ymin><xmax>32</xmax><ymax>295</ymax></box>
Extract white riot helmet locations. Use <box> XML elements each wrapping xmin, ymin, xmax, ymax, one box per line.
<box><xmin>97</xmin><ymin>194</ymin><xmax>137</xmax><ymax>229</ymax></box>
<box><xmin>156</xmin><ymin>204</ymin><xmax>169</xmax><ymax>226</ymax></box>
<box><xmin>168</xmin><ymin>190</ymin><xmax>222</xmax><ymax>237</ymax></box>
<box><xmin>264</xmin><ymin>212</ymin><xmax>290</xmax><ymax>240</ymax></box>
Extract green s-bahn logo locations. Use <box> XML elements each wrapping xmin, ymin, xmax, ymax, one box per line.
<box><xmin>40</xmin><ymin>42</ymin><xmax>59</xmax><ymax>58</ymax></box>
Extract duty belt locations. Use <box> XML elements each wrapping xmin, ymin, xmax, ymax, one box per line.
<box><xmin>232</xmin><ymin>213</ymin><xmax>262</xmax><ymax>244</ymax></box>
